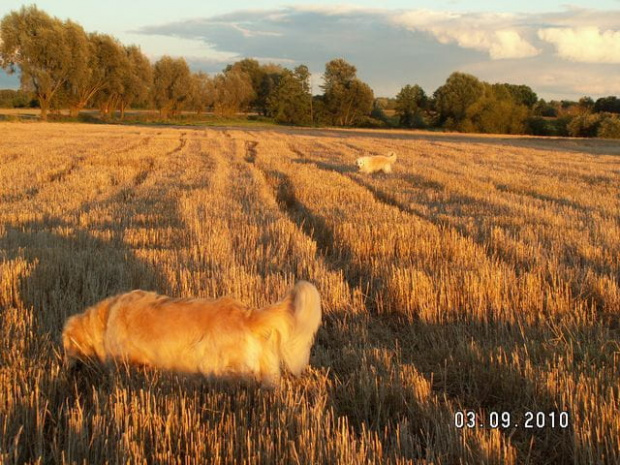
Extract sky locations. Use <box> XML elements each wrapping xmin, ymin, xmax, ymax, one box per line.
<box><xmin>1</xmin><ymin>1</ymin><xmax>620</xmax><ymax>100</ymax></box>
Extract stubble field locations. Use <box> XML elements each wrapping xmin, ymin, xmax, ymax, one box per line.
<box><xmin>1</xmin><ymin>122</ymin><xmax>619</xmax><ymax>464</ymax></box>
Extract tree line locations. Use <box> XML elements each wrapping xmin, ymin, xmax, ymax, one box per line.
<box><xmin>1</xmin><ymin>5</ymin><xmax>619</xmax><ymax>138</ymax></box>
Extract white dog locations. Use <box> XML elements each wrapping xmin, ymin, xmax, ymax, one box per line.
<box><xmin>356</xmin><ymin>152</ymin><xmax>397</xmax><ymax>174</ymax></box>
<box><xmin>62</xmin><ymin>281</ymin><xmax>321</xmax><ymax>387</ymax></box>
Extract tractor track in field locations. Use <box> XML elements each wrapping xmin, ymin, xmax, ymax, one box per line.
<box><xmin>132</xmin><ymin>134</ymin><xmax>187</xmax><ymax>187</ymax></box>
<box><xmin>244</xmin><ymin>140</ymin><xmax>258</xmax><ymax>163</ymax></box>
<box><xmin>246</xmin><ymin>154</ymin><xmax>384</xmax><ymax>312</ymax></box>
<box><xmin>47</xmin><ymin>156</ymin><xmax>85</xmax><ymax>183</ymax></box>
<box><xmin>165</xmin><ymin>133</ymin><xmax>187</xmax><ymax>157</ymax></box>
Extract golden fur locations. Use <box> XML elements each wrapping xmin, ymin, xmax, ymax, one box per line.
<box><xmin>62</xmin><ymin>281</ymin><xmax>321</xmax><ymax>387</ymax></box>
<box><xmin>356</xmin><ymin>152</ymin><xmax>397</xmax><ymax>174</ymax></box>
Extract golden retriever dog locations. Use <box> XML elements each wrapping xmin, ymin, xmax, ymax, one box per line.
<box><xmin>356</xmin><ymin>152</ymin><xmax>397</xmax><ymax>174</ymax></box>
<box><xmin>62</xmin><ymin>281</ymin><xmax>321</xmax><ymax>387</ymax></box>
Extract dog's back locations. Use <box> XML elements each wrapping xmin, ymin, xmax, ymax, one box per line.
<box><xmin>356</xmin><ymin>152</ymin><xmax>398</xmax><ymax>174</ymax></box>
<box><xmin>62</xmin><ymin>282</ymin><xmax>321</xmax><ymax>387</ymax></box>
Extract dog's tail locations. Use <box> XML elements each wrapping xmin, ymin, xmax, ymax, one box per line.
<box><xmin>281</xmin><ymin>281</ymin><xmax>322</xmax><ymax>375</ymax></box>
<box><xmin>387</xmin><ymin>151</ymin><xmax>397</xmax><ymax>161</ymax></box>
<box><xmin>252</xmin><ymin>281</ymin><xmax>321</xmax><ymax>376</ymax></box>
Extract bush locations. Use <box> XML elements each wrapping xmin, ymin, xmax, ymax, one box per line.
<box><xmin>567</xmin><ymin>113</ymin><xmax>603</xmax><ymax>137</ymax></box>
<box><xmin>526</xmin><ymin>117</ymin><xmax>551</xmax><ymax>136</ymax></box>
<box><xmin>526</xmin><ymin>116</ymin><xmax>570</xmax><ymax>136</ymax></box>
<box><xmin>597</xmin><ymin>116</ymin><xmax>620</xmax><ymax>139</ymax></box>
<box><xmin>355</xmin><ymin>116</ymin><xmax>388</xmax><ymax>128</ymax></box>
<box><xmin>463</xmin><ymin>96</ymin><xmax>529</xmax><ymax>134</ymax></box>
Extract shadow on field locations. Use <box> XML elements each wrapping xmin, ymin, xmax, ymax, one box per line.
<box><xmin>315</xmin><ymin>309</ymin><xmax>575</xmax><ymax>463</ymax></box>
<box><xmin>292</xmin><ymin>157</ymin><xmax>358</xmax><ymax>174</ymax></box>
<box><xmin>254</xmin><ymin>160</ymin><xmax>576</xmax><ymax>462</ymax></box>
<box><xmin>0</xmin><ymin>216</ymin><xmax>164</xmax><ymax>462</ymax></box>
<box><xmin>0</xmin><ymin>170</ymin><xmax>262</xmax><ymax>463</ymax></box>
<box><xmin>207</xmin><ymin>125</ymin><xmax>620</xmax><ymax>157</ymax></box>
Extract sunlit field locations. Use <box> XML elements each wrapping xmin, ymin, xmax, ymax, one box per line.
<box><xmin>1</xmin><ymin>122</ymin><xmax>619</xmax><ymax>464</ymax></box>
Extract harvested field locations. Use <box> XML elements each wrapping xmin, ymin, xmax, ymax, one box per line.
<box><xmin>1</xmin><ymin>122</ymin><xmax>619</xmax><ymax>464</ymax></box>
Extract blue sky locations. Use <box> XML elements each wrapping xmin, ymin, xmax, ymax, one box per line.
<box><xmin>2</xmin><ymin>1</ymin><xmax>620</xmax><ymax>100</ymax></box>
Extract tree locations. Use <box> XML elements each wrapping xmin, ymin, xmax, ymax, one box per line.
<box><xmin>90</xmin><ymin>34</ymin><xmax>130</xmax><ymax>117</ymax></box>
<box><xmin>460</xmin><ymin>84</ymin><xmax>529</xmax><ymax>134</ymax></box>
<box><xmin>117</xmin><ymin>45</ymin><xmax>152</xmax><ymax>119</ymax></box>
<box><xmin>464</xmin><ymin>97</ymin><xmax>528</xmax><ymax>135</ymax></box>
<box><xmin>0</xmin><ymin>6</ymin><xmax>89</xmax><ymax>120</ymax></box>
<box><xmin>257</xmin><ymin>65</ymin><xmax>285</xmax><ymax>116</ymax></box>
<box><xmin>433</xmin><ymin>72</ymin><xmax>484</xmax><ymax>128</ymax></box>
<box><xmin>186</xmin><ymin>71</ymin><xmax>213</xmax><ymax>115</ymax></box>
<box><xmin>395</xmin><ymin>84</ymin><xmax>427</xmax><ymax>128</ymax></box>
<box><xmin>268</xmin><ymin>65</ymin><xmax>312</xmax><ymax>125</ymax></box>
<box><xmin>225</xmin><ymin>58</ymin><xmax>262</xmax><ymax>94</ymax></box>
<box><xmin>594</xmin><ymin>96</ymin><xmax>620</xmax><ymax>114</ymax></box>
<box><xmin>533</xmin><ymin>99</ymin><xmax>558</xmax><ymax>117</ymax></box>
<box><xmin>578</xmin><ymin>96</ymin><xmax>594</xmax><ymax>112</ymax></box>
<box><xmin>62</xmin><ymin>32</ymin><xmax>125</xmax><ymax>117</ymax></box>
<box><xmin>0</xmin><ymin>89</ymin><xmax>35</xmax><ymax>108</ymax></box>
<box><xmin>212</xmin><ymin>68</ymin><xmax>254</xmax><ymax>117</ymax></box>
<box><xmin>567</xmin><ymin>113</ymin><xmax>603</xmax><ymax>137</ymax></box>
<box><xmin>321</xmin><ymin>58</ymin><xmax>373</xmax><ymax>126</ymax></box>
<box><xmin>492</xmin><ymin>83</ymin><xmax>537</xmax><ymax>108</ymax></box>
<box><xmin>597</xmin><ymin>115</ymin><xmax>620</xmax><ymax>138</ymax></box>
<box><xmin>152</xmin><ymin>56</ymin><xmax>192</xmax><ymax>118</ymax></box>
<box><xmin>60</xmin><ymin>21</ymin><xmax>91</xmax><ymax>117</ymax></box>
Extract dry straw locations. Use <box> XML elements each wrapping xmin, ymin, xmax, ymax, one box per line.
<box><xmin>1</xmin><ymin>123</ymin><xmax>618</xmax><ymax>463</ymax></box>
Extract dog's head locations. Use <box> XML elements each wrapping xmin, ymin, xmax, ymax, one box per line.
<box><xmin>356</xmin><ymin>158</ymin><xmax>366</xmax><ymax>168</ymax></box>
<box><xmin>62</xmin><ymin>305</ymin><xmax>108</xmax><ymax>366</ymax></box>
<box><xmin>62</xmin><ymin>314</ymin><xmax>92</xmax><ymax>366</ymax></box>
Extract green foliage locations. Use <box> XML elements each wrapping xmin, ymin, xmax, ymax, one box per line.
<box><xmin>76</xmin><ymin>33</ymin><xmax>128</xmax><ymax>117</ymax></box>
<box><xmin>567</xmin><ymin>113</ymin><xmax>603</xmax><ymax>138</ymax></box>
<box><xmin>212</xmin><ymin>68</ymin><xmax>255</xmax><ymax>117</ymax></box>
<box><xmin>461</xmin><ymin>85</ymin><xmax>529</xmax><ymax>134</ymax></box>
<box><xmin>533</xmin><ymin>99</ymin><xmax>558</xmax><ymax>117</ymax></box>
<box><xmin>433</xmin><ymin>72</ymin><xmax>484</xmax><ymax>128</ymax></box>
<box><xmin>185</xmin><ymin>71</ymin><xmax>212</xmax><ymax>115</ymax></box>
<box><xmin>225</xmin><ymin>59</ymin><xmax>286</xmax><ymax>115</ymax></box>
<box><xmin>117</xmin><ymin>45</ymin><xmax>153</xmax><ymax>118</ymax></box>
<box><xmin>493</xmin><ymin>83</ymin><xmax>538</xmax><ymax>108</ymax></box>
<box><xmin>597</xmin><ymin>115</ymin><xmax>620</xmax><ymax>139</ymax></box>
<box><xmin>370</xmin><ymin>100</ymin><xmax>394</xmax><ymax>127</ymax></box>
<box><xmin>321</xmin><ymin>58</ymin><xmax>374</xmax><ymax>126</ymax></box>
<box><xmin>0</xmin><ymin>6</ymin><xmax>89</xmax><ymax>120</ymax></box>
<box><xmin>0</xmin><ymin>89</ymin><xmax>36</xmax><ymax>108</ymax></box>
<box><xmin>578</xmin><ymin>96</ymin><xmax>594</xmax><ymax>112</ymax></box>
<box><xmin>267</xmin><ymin>66</ymin><xmax>312</xmax><ymax>125</ymax></box>
<box><xmin>152</xmin><ymin>56</ymin><xmax>192</xmax><ymax>118</ymax></box>
<box><xmin>395</xmin><ymin>84</ymin><xmax>427</xmax><ymax>128</ymax></box>
<box><xmin>594</xmin><ymin>96</ymin><xmax>620</xmax><ymax>114</ymax></box>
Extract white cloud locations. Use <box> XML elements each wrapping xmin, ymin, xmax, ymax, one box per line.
<box><xmin>229</xmin><ymin>23</ymin><xmax>283</xmax><ymax>38</ymax></box>
<box><xmin>134</xmin><ymin>6</ymin><xmax>620</xmax><ymax>99</ymax></box>
<box><xmin>393</xmin><ymin>11</ymin><xmax>540</xmax><ymax>59</ymax></box>
<box><xmin>463</xmin><ymin>58</ymin><xmax>620</xmax><ymax>99</ymax></box>
<box><xmin>537</xmin><ymin>27</ymin><xmax>620</xmax><ymax>63</ymax></box>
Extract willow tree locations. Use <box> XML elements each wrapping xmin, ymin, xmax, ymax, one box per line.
<box><xmin>186</xmin><ymin>71</ymin><xmax>213</xmax><ymax>115</ymax></box>
<box><xmin>118</xmin><ymin>45</ymin><xmax>152</xmax><ymax>119</ymax></box>
<box><xmin>152</xmin><ymin>56</ymin><xmax>192</xmax><ymax>118</ymax></box>
<box><xmin>0</xmin><ymin>6</ymin><xmax>89</xmax><ymax>120</ymax></box>
<box><xmin>62</xmin><ymin>33</ymin><xmax>128</xmax><ymax>117</ymax></box>
<box><xmin>212</xmin><ymin>68</ymin><xmax>254</xmax><ymax>117</ymax></box>
<box><xmin>90</xmin><ymin>34</ymin><xmax>129</xmax><ymax>118</ymax></box>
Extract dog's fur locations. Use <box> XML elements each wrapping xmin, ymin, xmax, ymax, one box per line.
<box><xmin>62</xmin><ymin>281</ymin><xmax>321</xmax><ymax>387</ymax></box>
<box><xmin>356</xmin><ymin>152</ymin><xmax>397</xmax><ymax>174</ymax></box>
